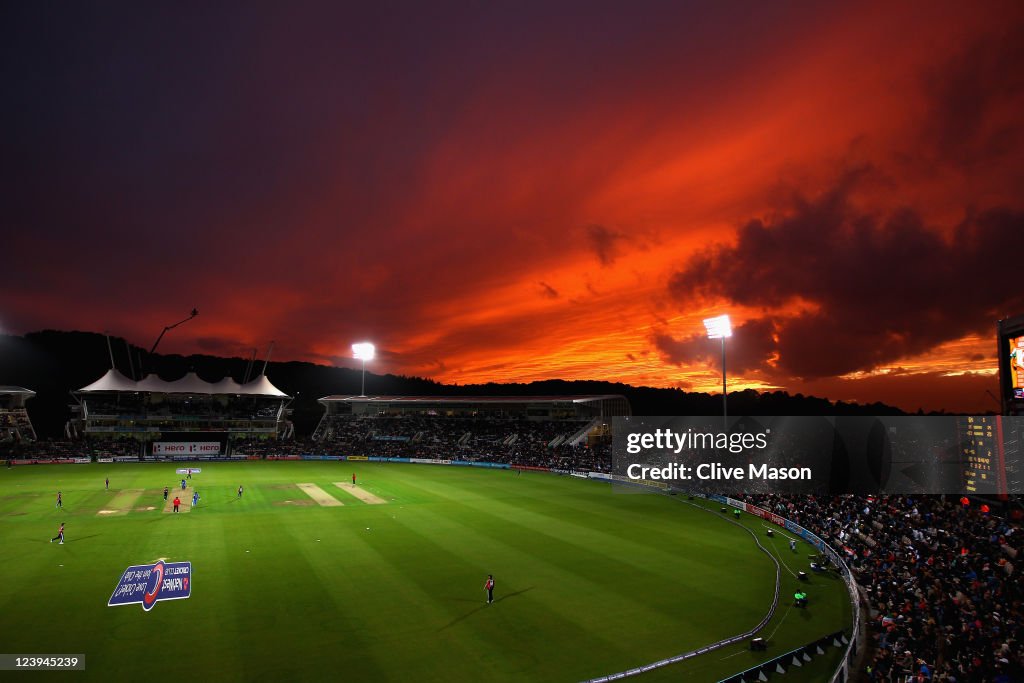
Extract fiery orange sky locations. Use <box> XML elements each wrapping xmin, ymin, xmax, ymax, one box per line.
<box><xmin>3</xmin><ymin>1</ymin><xmax>1023</xmax><ymax>412</ymax></box>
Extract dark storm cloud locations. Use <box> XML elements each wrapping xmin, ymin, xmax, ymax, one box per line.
<box><xmin>921</xmin><ymin>25</ymin><xmax>1024</xmax><ymax>168</ymax></box>
<box><xmin>667</xmin><ymin>173</ymin><xmax>1024</xmax><ymax>379</ymax></box>
<box><xmin>585</xmin><ymin>224</ymin><xmax>625</xmax><ymax>266</ymax></box>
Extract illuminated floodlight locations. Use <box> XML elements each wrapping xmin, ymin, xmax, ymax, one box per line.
<box><xmin>352</xmin><ymin>342</ymin><xmax>376</xmax><ymax>361</ymax></box>
<box><xmin>352</xmin><ymin>342</ymin><xmax>375</xmax><ymax>397</ymax></box>
<box><xmin>703</xmin><ymin>314</ymin><xmax>732</xmax><ymax>431</ymax></box>
<box><xmin>703</xmin><ymin>314</ymin><xmax>732</xmax><ymax>339</ymax></box>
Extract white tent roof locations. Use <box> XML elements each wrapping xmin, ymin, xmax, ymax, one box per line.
<box><xmin>170</xmin><ymin>372</ymin><xmax>214</xmax><ymax>395</ymax></box>
<box><xmin>240</xmin><ymin>374</ymin><xmax>289</xmax><ymax>397</ymax></box>
<box><xmin>135</xmin><ymin>374</ymin><xmax>180</xmax><ymax>393</ymax></box>
<box><xmin>0</xmin><ymin>385</ymin><xmax>36</xmax><ymax>396</ymax></box>
<box><xmin>77</xmin><ymin>371</ymin><xmax>289</xmax><ymax>397</ymax></box>
<box><xmin>210</xmin><ymin>377</ymin><xmax>245</xmax><ymax>394</ymax></box>
<box><xmin>78</xmin><ymin>369</ymin><xmax>139</xmax><ymax>393</ymax></box>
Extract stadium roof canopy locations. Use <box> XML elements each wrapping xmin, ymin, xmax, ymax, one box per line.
<box><xmin>0</xmin><ymin>385</ymin><xmax>36</xmax><ymax>396</ymax></box>
<box><xmin>318</xmin><ymin>394</ymin><xmax>631</xmax><ymax>418</ymax></box>
<box><xmin>318</xmin><ymin>395</ymin><xmax>624</xmax><ymax>404</ymax></box>
<box><xmin>77</xmin><ymin>369</ymin><xmax>139</xmax><ymax>392</ymax></box>
<box><xmin>210</xmin><ymin>377</ymin><xmax>244</xmax><ymax>394</ymax></box>
<box><xmin>76</xmin><ymin>368</ymin><xmax>289</xmax><ymax>397</ymax></box>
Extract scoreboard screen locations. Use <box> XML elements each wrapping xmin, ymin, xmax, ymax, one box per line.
<box><xmin>958</xmin><ymin>416</ymin><xmax>1007</xmax><ymax>495</ymax></box>
<box><xmin>1009</xmin><ymin>335</ymin><xmax>1024</xmax><ymax>399</ymax></box>
<box><xmin>997</xmin><ymin>316</ymin><xmax>1024</xmax><ymax>413</ymax></box>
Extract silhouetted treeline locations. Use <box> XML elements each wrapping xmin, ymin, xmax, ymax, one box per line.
<box><xmin>0</xmin><ymin>330</ymin><xmax>924</xmax><ymax>439</ymax></box>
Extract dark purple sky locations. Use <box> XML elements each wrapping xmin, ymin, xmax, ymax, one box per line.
<box><xmin>3</xmin><ymin>1</ymin><xmax>1024</xmax><ymax>411</ymax></box>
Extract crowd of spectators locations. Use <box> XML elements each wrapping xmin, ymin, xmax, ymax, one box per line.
<box><xmin>0</xmin><ymin>437</ymin><xmax>145</xmax><ymax>460</ymax></box>
<box><xmin>87</xmin><ymin>438</ymin><xmax>142</xmax><ymax>459</ymax></box>
<box><xmin>742</xmin><ymin>493</ymin><xmax>1022</xmax><ymax>682</ymax></box>
<box><xmin>227</xmin><ymin>416</ymin><xmax>615</xmax><ymax>470</ymax></box>
<box><xmin>0</xmin><ymin>439</ymin><xmax>84</xmax><ymax>459</ymax></box>
<box><xmin>0</xmin><ymin>408</ymin><xmax>36</xmax><ymax>442</ymax></box>
<box><xmin>2</xmin><ymin>423</ymin><xmax>613</xmax><ymax>469</ymax></box>
<box><xmin>230</xmin><ymin>438</ymin><xmax>308</xmax><ymax>457</ymax></box>
<box><xmin>306</xmin><ymin>415</ymin><xmax>612</xmax><ymax>470</ymax></box>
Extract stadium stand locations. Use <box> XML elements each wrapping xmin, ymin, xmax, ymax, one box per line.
<box><xmin>306</xmin><ymin>415</ymin><xmax>612</xmax><ymax>471</ymax></box>
<box><xmin>306</xmin><ymin>395</ymin><xmax>625</xmax><ymax>471</ymax></box>
<box><xmin>65</xmin><ymin>369</ymin><xmax>294</xmax><ymax>457</ymax></box>
<box><xmin>0</xmin><ymin>439</ymin><xmax>82</xmax><ymax>460</ymax></box>
<box><xmin>742</xmin><ymin>493</ymin><xmax>1023</xmax><ymax>682</ymax></box>
<box><xmin>0</xmin><ymin>371</ymin><xmax>298</xmax><ymax>461</ymax></box>
<box><xmin>234</xmin><ymin>417</ymin><xmax>615</xmax><ymax>472</ymax></box>
<box><xmin>0</xmin><ymin>386</ymin><xmax>38</xmax><ymax>444</ymax></box>
<box><xmin>231</xmin><ymin>437</ymin><xmax>309</xmax><ymax>458</ymax></box>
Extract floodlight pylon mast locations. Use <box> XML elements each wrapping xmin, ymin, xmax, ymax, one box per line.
<box><xmin>150</xmin><ymin>308</ymin><xmax>199</xmax><ymax>355</ymax></box>
<box><xmin>703</xmin><ymin>314</ymin><xmax>732</xmax><ymax>433</ymax></box>
<box><xmin>126</xmin><ymin>340</ymin><xmax>137</xmax><ymax>380</ymax></box>
<box><xmin>351</xmin><ymin>342</ymin><xmax>376</xmax><ymax>398</ymax></box>
<box><xmin>104</xmin><ymin>332</ymin><xmax>116</xmax><ymax>370</ymax></box>
<box><xmin>243</xmin><ymin>348</ymin><xmax>258</xmax><ymax>384</ymax></box>
<box><xmin>261</xmin><ymin>341</ymin><xmax>275</xmax><ymax>376</ymax></box>
<box><xmin>145</xmin><ymin>308</ymin><xmax>199</xmax><ymax>378</ymax></box>
<box><xmin>721</xmin><ymin>335</ymin><xmax>727</xmax><ymax>431</ymax></box>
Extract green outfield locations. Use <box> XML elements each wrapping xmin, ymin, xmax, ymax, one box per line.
<box><xmin>0</xmin><ymin>462</ymin><xmax>851</xmax><ymax>682</ymax></box>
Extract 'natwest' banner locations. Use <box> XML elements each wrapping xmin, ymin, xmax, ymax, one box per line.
<box><xmin>153</xmin><ymin>442</ymin><xmax>222</xmax><ymax>456</ymax></box>
<box><xmin>108</xmin><ymin>560</ymin><xmax>191</xmax><ymax>611</ymax></box>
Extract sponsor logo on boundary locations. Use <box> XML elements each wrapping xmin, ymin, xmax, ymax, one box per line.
<box><xmin>108</xmin><ymin>560</ymin><xmax>191</xmax><ymax>611</ymax></box>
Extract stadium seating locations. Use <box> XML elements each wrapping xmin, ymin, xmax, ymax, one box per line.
<box><xmin>304</xmin><ymin>415</ymin><xmax>612</xmax><ymax>471</ymax></box>
<box><xmin>234</xmin><ymin>416</ymin><xmax>613</xmax><ymax>471</ymax></box>
<box><xmin>0</xmin><ymin>408</ymin><xmax>36</xmax><ymax>443</ymax></box>
<box><xmin>743</xmin><ymin>493</ymin><xmax>1023</xmax><ymax>681</ymax></box>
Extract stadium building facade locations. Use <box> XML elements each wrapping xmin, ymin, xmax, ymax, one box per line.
<box><xmin>0</xmin><ymin>386</ymin><xmax>37</xmax><ymax>444</ymax></box>
<box><xmin>316</xmin><ymin>394</ymin><xmax>629</xmax><ymax>419</ymax></box>
<box><xmin>68</xmin><ymin>368</ymin><xmax>293</xmax><ymax>458</ymax></box>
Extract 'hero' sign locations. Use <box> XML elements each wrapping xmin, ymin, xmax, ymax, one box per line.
<box><xmin>153</xmin><ymin>442</ymin><xmax>221</xmax><ymax>455</ymax></box>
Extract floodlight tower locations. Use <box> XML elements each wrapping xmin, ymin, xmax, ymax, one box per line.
<box><xmin>352</xmin><ymin>342</ymin><xmax>375</xmax><ymax>397</ymax></box>
<box><xmin>703</xmin><ymin>314</ymin><xmax>732</xmax><ymax>431</ymax></box>
<box><xmin>144</xmin><ymin>308</ymin><xmax>199</xmax><ymax>377</ymax></box>
<box><xmin>150</xmin><ymin>308</ymin><xmax>199</xmax><ymax>355</ymax></box>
